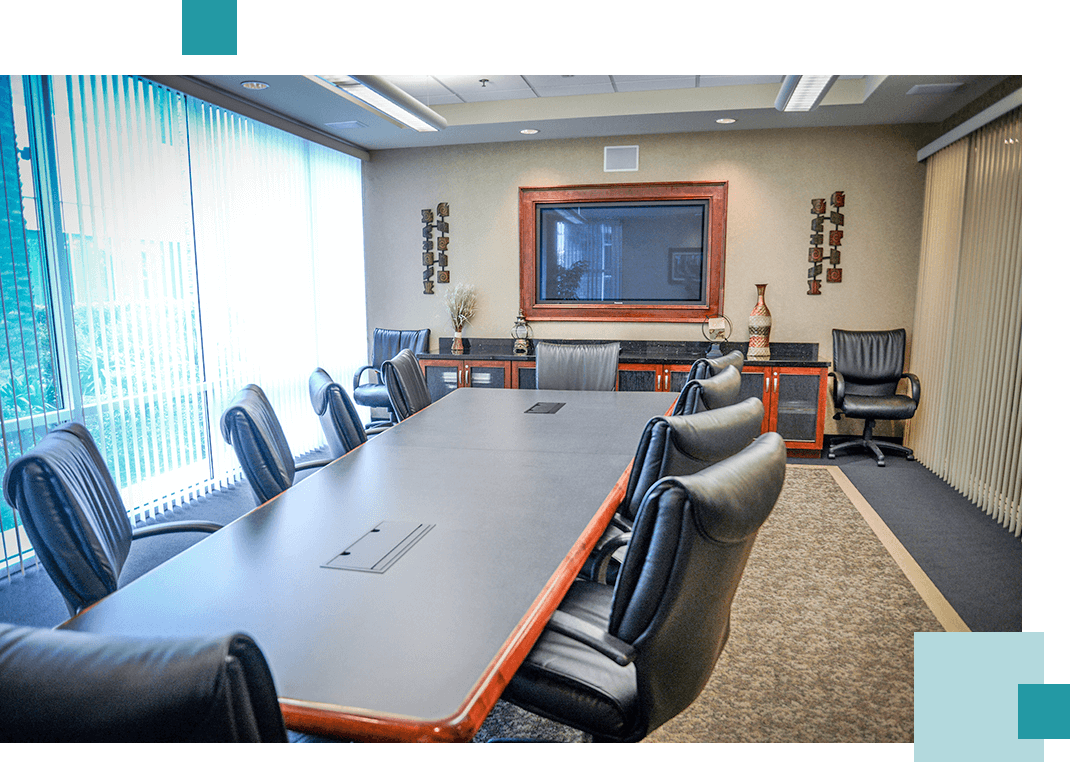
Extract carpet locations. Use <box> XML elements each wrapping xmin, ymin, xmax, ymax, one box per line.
<box><xmin>474</xmin><ymin>465</ymin><xmax>949</xmax><ymax>743</ymax></box>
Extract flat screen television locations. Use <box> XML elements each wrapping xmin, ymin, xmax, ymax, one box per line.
<box><xmin>519</xmin><ymin>182</ymin><xmax>727</xmax><ymax>322</ymax></box>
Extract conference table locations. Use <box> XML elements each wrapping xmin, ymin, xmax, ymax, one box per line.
<box><xmin>59</xmin><ymin>387</ymin><xmax>679</xmax><ymax>741</ymax></box>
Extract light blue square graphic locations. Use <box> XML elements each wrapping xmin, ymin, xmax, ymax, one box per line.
<box><xmin>915</xmin><ymin>632</ymin><xmax>1043</xmax><ymax>760</ymax></box>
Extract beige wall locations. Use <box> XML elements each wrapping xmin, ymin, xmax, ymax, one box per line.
<box><xmin>362</xmin><ymin>124</ymin><xmax>928</xmax><ymax>434</ymax></box>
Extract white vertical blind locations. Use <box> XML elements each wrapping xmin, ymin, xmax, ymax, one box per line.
<box><xmin>1</xmin><ymin>75</ymin><xmax>367</xmax><ymax>569</ymax></box>
<box><xmin>186</xmin><ymin>96</ymin><xmax>365</xmax><ymax>491</ymax></box>
<box><xmin>906</xmin><ymin>109</ymin><xmax>1022</xmax><ymax>535</ymax></box>
<box><xmin>54</xmin><ymin>76</ymin><xmax>210</xmax><ymax>521</ymax></box>
<box><xmin>1</xmin><ymin>76</ymin><xmax>64</xmax><ymax>573</ymax></box>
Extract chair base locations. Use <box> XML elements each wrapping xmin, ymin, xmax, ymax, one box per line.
<box><xmin>827</xmin><ymin>419</ymin><xmax>914</xmax><ymax>467</ymax></box>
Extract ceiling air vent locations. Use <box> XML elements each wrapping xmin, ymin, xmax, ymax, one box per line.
<box><xmin>325</xmin><ymin>119</ymin><xmax>370</xmax><ymax>130</ymax></box>
<box><xmin>604</xmin><ymin>145</ymin><xmax>639</xmax><ymax>172</ymax></box>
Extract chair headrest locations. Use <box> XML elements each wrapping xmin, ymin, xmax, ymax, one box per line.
<box><xmin>832</xmin><ymin>328</ymin><xmax>906</xmax><ymax>383</ymax></box>
<box><xmin>1</xmin><ymin>423</ymin><xmax>131</xmax><ymax>614</ymax></box>
<box><xmin>535</xmin><ymin>342</ymin><xmax>621</xmax><ymax>391</ymax></box>
<box><xmin>382</xmin><ymin>349</ymin><xmax>433</xmax><ymax>419</ymax></box>
<box><xmin>0</xmin><ymin>625</ymin><xmax>287</xmax><ymax>742</ymax></box>
<box><xmin>623</xmin><ymin>398</ymin><xmax>765</xmax><ymax>520</ymax></box>
<box><xmin>674</xmin><ymin>365</ymin><xmax>742</xmax><ymax>414</ymax></box>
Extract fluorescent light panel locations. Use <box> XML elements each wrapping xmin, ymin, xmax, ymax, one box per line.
<box><xmin>313</xmin><ymin>75</ymin><xmax>446</xmax><ymax>132</ymax></box>
<box><xmin>775</xmin><ymin>76</ymin><xmax>838</xmax><ymax>112</ymax></box>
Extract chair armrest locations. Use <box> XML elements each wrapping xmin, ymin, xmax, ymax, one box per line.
<box><xmin>590</xmin><ymin>532</ymin><xmax>631</xmax><ymax>584</ymax></box>
<box><xmin>353</xmin><ymin>365</ymin><xmax>379</xmax><ymax>389</ymax></box>
<box><xmin>364</xmin><ymin>421</ymin><xmax>393</xmax><ymax>436</ymax></box>
<box><xmin>544</xmin><ymin>610</ymin><xmax>636</xmax><ymax>667</ymax></box>
<box><xmin>132</xmin><ymin>520</ymin><xmax>222</xmax><ymax>539</ymax></box>
<box><xmin>830</xmin><ymin>370</ymin><xmax>846</xmax><ymax>414</ymax></box>
<box><xmin>901</xmin><ymin>372</ymin><xmax>921</xmax><ymax>404</ymax></box>
<box><xmin>294</xmin><ymin>458</ymin><xmax>332</xmax><ymax>472</ymax></box>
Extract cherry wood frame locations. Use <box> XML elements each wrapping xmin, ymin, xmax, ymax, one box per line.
<box><xmin>519</xmin><ymin>181</ymin><xmax>728</xmax><ymax>322</ymax></box>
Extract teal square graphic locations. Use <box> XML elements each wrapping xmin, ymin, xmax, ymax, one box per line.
<box><xmin>1020</xmin><ymin>684</ymin><xmax>1070</xmax><ymax>739</ymax></box>
<box><xmin>182</xmin><ymin>0</ymin><xmax>237</xmax><ymax>55</ymax></box>
<box><xmin>915</xmin><ymin>632</ymin><xmax>1043</xmax><ymax>760</ymax></box>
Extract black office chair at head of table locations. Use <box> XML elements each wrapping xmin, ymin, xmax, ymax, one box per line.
<box><xmin>685</xmin><ymin>349</ymin><xmax>745</xmax><ymax>382</ymax></box>
<box><xmin>352</xmin><ymin>328</ymin><xmax>431</xmax><ymax>424</ymax></box>
<box><xmin>582</xmin><ymin>396</ymin><xmax>766</xmax><ymax>584</ymax></box>
<box><xmin>381</xmin><ymin>348</ymin><xmax>434</xmax><ymax>422</ymax></box>
<box><xmin>1</xmin><ymin>423</ymin><xmax>222</xmax><ymax>617</ymax></box>
<box><xmin>0</xmin><ymin>624</ymin><xmax>288</xmax><ymax>742</ymax></box>
<box><xmin>501</xmin><ymin>432</ymin><xmax>787</xmax><ymax>742</ymax></box>
<box><xmin>221</xmin><ymin>384</ymin><xmax>332</xmax><ymax>505</ymax></box>
<box><xmin>671</xmin><ymin>364</ymin><xmax>742</xmax><ymax>415</ymax></box>
<box><xmin>535</xmin><ymin>341</ymin><xmax>621</xmax><ymax>391</ymax></box>
<box><xmin>828</xmin><ymin>328</ymin><xmax>921</xmax><ymax>467</ymax></box>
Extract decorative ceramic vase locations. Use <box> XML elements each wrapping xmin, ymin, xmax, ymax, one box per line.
<box><xmin>747</xmin><ymin>284</ymin><xmax>772</xmax><ymax>360</ymax></box>
<box><xmin>451</xmin><ymin>330</ymin><xmax>464</xmax><ymax>355</ymax></box>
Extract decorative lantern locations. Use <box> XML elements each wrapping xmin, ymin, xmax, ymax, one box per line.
<box><xmin>511</xmin><ymin>310</ymin><xmax>532</xmax><ymax>355</ymax></box>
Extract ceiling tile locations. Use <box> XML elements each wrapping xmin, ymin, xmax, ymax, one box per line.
<box><xmin>611</xmin><ymin>76</ymin><xmax>697</xmax><ymax>92</ymax></box>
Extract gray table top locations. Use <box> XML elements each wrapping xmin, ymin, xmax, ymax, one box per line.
<box><xmin>60</xmin><ymin>387</ymin><xmax>678</xmax><ymax>741</ymax></box>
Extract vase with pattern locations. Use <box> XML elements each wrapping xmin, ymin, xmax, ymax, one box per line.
<box><xmin>747</xmin><ymin>284</ymin><xmax>772</xmax><ymax>360</ymax></box>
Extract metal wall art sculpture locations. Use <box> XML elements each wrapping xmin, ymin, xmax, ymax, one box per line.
<box><xmin>422</xmin><ymin>202</ymin><xmax>450</xmax><ymax>294</ymax></box>
<box><xmin>806</xmin><ymin>191</ymin><xmax>845</xmax><ymax>295</ymax></box>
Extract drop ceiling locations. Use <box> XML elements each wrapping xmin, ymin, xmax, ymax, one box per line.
<box><xmin>155</xmin><ymin>74</ymin><xmax>1011</xmax><ymax>155</ymax></box>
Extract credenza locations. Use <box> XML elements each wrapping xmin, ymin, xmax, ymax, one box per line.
<box><xmin>418</xmin><ymin>338</ymin><xmax>829</xmax><ymax>457</ymax></box>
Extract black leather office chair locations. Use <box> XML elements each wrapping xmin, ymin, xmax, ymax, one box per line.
<box><xmin>686</xmin><ymin>349</ymin><xmax>745</xmax><ymax>382</ymax></box>
<box><xmin>672</xmin><ymin>364</ymin><xmax>742</xmax><ymax>415</ymax></box>
<box><xmin>309</xmin><ymin>368</ymin><xmax>388</xmax><ymax>459</ymax></box>
<box><xmin>381</xmin><ymin>348</ymin><xmax>434</xmax><ymax>422</ymax></box>
<box><xmin>501</xmin><ymin>432</ymin><xmax>787</xmax><ymax>742</ymax></box>
<box><xmin>353</xmin><ymin>328</ymin><xmax>431</xmax><ymax>423</ymax></box>
<box><xmin>1</xmin><ymin>423</ymin><xmax>221</xmax><ymax>617</ymax></box>
<box><xmin>0</xmin><ymin>624</ymin><xmax>288</xmax><ymax>742</ymax></box>
<box><xmin>828</xmin><ymin>328</ymin><xmax>921</xmax><ymax>467</ymax></box>
<box><xmin>583</xmin><ymin>397</ymin><xmax>766</xmax><ymax>583</ymax></box>
<box><xmin>535</xmin><ymin>342</ymin><xmax>620</xmax><ymax>391</ymax></box>
<box><xmin>221</xmin><ymin>384</ymin><xmax>331</xmax><ymax>504</ymax></box>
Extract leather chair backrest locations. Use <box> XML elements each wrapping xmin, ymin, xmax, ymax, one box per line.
<box><xmin>621</xmin><ymin>397</ymin><xmax>765</xmax><ymax>522</ymax></box>
<box><xmin>535</xmin><ymin>342</ymin><xmax>620</xmax><ymax>391</ymax></box>
<box><xmin>832</xmin><ymin>328</ymin><xmax>906</xmax><ymax>397</ymax></box>
<box><xmin>309</xmin><ymin>368</ymin><xmax>367</xmax><ymax>459</ymax></box>
<box><xmin>672</xmin><ymin>364</ymin><xmax>742</xmax><ymax>415</ymax></box>
<box><xmin>221</xmin><ymin>384</ymin><xmax>296</xmax><ymax>505</ymax></box>
<box><xmin>609</xmin><ymin>432</ymin><xmax>786</xmax><ymax>737</ymax></box>
<box><xmin>382</xmin><ymin>349</ymin><xmax>434</xmax><ymax>421</ymax></box>
<box><xmin>2</xmin><ymin>423</ymin><xmax>132</xmax><ymax>616</ymax></box>
<box><xmin>686</xmin><ymin>350</ymin><xmax>745</xmax><ymax>382</ymax></box>
<box><xmin>0</xmin><ymin>625</ymin><xmax>288</xmax><ymax>742</ymax></box>
<box><xmin>371</xmin><ymin>328</ymin><xmax>430</xmax><ymax>368</ymax></box>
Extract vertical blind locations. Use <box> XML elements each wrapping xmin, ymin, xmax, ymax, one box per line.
<box><xmin>906</xmin><ymin>109</ymin><xmax>1022</xmax><ymax>536</ymax></box>
<box><xmin>0</xmin><ymin>75</ymin><xmax>366</xmax><ymax>570</ymax></box>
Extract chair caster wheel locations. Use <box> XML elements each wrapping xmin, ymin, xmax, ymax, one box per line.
<box><xmin>907</xmin><ymin>455</ymin><xmax>915</xmax><ymax>461</ymax></box>
<box><xmin>827</xmin><ymin>452</ymin><xmax>836</xmax><ymax>459</ymax></box>
<box><xmin>877</xmin><ymin>460</ymin><xmax>886</xmax><ymax>467</ymax></box>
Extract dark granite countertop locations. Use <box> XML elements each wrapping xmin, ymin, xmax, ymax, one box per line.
<box><xmin>419</xmin><ymin>338</ymin><xmax>828</xmax><ymax>367</ymax></box>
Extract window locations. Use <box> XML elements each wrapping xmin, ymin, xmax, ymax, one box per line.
<box><xmin>0</xmin><ymin>75</ymin><xmax>366</xmax><ymax>572</ymax></box>
<box><xmin>519</xmin><ymin>182</ymin><xmax>727</xmax><ymax>322</ymax></box>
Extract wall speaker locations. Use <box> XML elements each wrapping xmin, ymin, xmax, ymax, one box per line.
<box><xmin>604</xmin><ymin>145</ymin><xmax>639</xmax><ymax>172</ymax></box>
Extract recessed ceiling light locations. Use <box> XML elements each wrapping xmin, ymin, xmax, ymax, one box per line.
<box><xmin>716</xmin><ymin>118</ymin><xmax>736</xmax><ymax>124</ymax></box>
<box><xmin>241</xmin><ymin>81</ymin><xmax>269</xmax><ymax>91</ymax></box>
<box><xmin>520</xmin><ymin>129</ymin><xmax>539</xmax><ymax>135</ymax></box>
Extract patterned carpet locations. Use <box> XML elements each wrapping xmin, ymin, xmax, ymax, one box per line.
<box><xmin>474</xmin><ymin>465</ymin><xmax>946</xmax><ymax>743</ymax></box>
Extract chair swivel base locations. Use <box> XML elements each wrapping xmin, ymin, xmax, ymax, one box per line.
<box><xmin>827</xmin><ymin>420</ymin><xmax>914</xmax><ymax>467</ymax></box>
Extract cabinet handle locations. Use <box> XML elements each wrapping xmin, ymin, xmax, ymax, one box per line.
<box><xmin>773</xmin><ymin>371</ymin><xmax>778</xmax><ymax>394</ymax></box>
<box><xmin>765</xmin><ymin>376</ymin><xmax>770</xmax><ymax>392</ymax></box>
